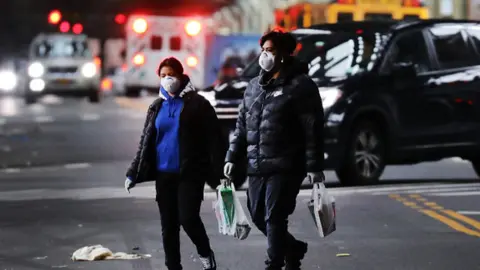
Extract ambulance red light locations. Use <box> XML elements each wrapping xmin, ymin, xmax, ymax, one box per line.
<box><xmin>133</xmin><ymin>53</ymin><xmax>145</xmax><ymax>66</ymax></box>
<box><xmin>133</xmin><ymin>18</ymin><xmax>148</xmax><ymax>34</ymax></box>
<box><xmin>185</xmin><ymin>20</ymin><xmax>201</xmax><ymax>36</ymax></box>
<box><xmin>186</xmin><ymin>56</ymin><xmax>198</xmax><ymax>67</ymax></box>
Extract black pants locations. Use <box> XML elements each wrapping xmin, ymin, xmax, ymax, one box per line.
<box><xmin>247</xmin><ymin>173</ymin><xmax>304</xmax><ymax>269</ymax></box>
<box><xmin>155</xmin><ymin>172</ymin><xmax>212</xmax><ymax>270</ymax></box>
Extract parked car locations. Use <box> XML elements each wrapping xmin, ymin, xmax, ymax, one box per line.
<box><xmin>199</xmin><ymin>19</ymin><xmax>480</xmax><ymax>188</ymax></box>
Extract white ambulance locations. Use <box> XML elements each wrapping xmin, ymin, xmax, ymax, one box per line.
<box><xmin>124</xmin><ymin>15</ymin><xmax>207</xmax><ymax>97</ymax></box>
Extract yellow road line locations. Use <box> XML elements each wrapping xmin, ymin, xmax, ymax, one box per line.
<box><xmin>115</xmin><ymin>97</ymin><xmax>149</xmax><ymax>112</ymax></box>
<box><xmin>390</xmin><ymin>194</ymin><xmax>480</xmax><ymax>238</ymax></box>
<box><xmin>420</xmin><ymin>209</ymin><xmax>480</xmax><ymax>238</ymax></box>
<box><xmin>442</xmin><ymin>210</ymin><xmax>480</xmax><ymax>232</ymax></box>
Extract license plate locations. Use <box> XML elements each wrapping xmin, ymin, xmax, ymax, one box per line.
<box><xmin>55</xmin><ymin>79</ymin><xmax>72</xmax><ymax>85</ymax></box>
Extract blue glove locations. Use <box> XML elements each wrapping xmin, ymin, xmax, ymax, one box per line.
<box><xmin>125</xmin><ymin>178</ymin><xmax>135</xmax><ymax>193</ymax></box>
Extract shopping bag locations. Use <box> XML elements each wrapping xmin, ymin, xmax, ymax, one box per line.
<box><xmin>308</xmin><ymin>182</ymin><xmax>336</xmax><ymax>238</ymax></box>
<box><xmin>213</xmin><ymin>180</ymin><xmax>251</xmax><ymax>240</ymax></box>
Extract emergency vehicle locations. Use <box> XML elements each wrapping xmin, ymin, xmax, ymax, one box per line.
<box><xmin>124</xmin><ymin>15</ymin><xmax>208</xmax><ymax>97</ymax></box>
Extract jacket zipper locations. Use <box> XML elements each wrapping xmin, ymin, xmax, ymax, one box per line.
<box><xmin>257</xmin><ymin>93</ymin><xmax>265</xmax><ymax>173</ymax></box>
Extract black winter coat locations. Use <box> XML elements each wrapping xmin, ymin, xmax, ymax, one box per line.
<box><xmin>225</xmin><ymin>58</ymin><xmax>325</xmax><ymax>176</ymax></box>
<box><xmin>126</xmin><ymin>78</ymin><xmax>223</xmax><ymax>184</ymax></box>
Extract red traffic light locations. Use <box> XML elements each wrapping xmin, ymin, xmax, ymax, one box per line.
<box><xmin>59</xmin><ymin>21</ymin><xmax>70</xmax><ymax>33</ymax></box>
<box><xmin>73</xmin><ymin>23</ymin><xmax>83</xmax><ymax>34</ymax></box>
<box><xmin>115</xmin><ymin>14</ymin><xmax>127</xmax><ymax>24</ymax></box>
<box><xmin>48</xmin><ymin>10</ymin><xmax>62</xmax><ymax>24</ymax></box>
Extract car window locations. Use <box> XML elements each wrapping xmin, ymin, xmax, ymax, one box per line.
<box><xmin>34</xmin><ymin>39</ymin><xmax>91</xmax><ymax>58</ymax></box>
<box><xmin>428</xmin><ymin>25</ymin><xmax>477</xmax><ymax>70</ymax></box>
<box><xmin>295</xmin><ymin>31</ymin><xmax>388</xmax><ymax>78</ymax></box>
<box><xmin>383</xmin><ymin>30</ymin><xmax>432</xmax><ymax>74</ymax></box>
<box><xmin>240</xmin><ymin>56</ymin><xmax>261</xmax><ymax>79</ymax></box>
<box><xmin>465</xmin><ymin>25</ymin><xmax>480</xmax><ymax>62</ymax></box>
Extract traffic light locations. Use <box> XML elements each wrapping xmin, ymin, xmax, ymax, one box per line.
<box><xmin>48</xmin><ymin>10</ymin><xmax>62</xmax><ymax>24</ymax></box>
<box><xmin>115</xmin><ymin>14</ymin><xmax>127</xmax><ymax>24</ymax></box>
<box><xmin>73</xmin><ymin>23</ymin><xmax>83</xmax><ymax>34</ymax></box>
<box><xmin>59</xmin><ymin>21</ymin><xmax>70</xmax><ymax>33</ymax></box>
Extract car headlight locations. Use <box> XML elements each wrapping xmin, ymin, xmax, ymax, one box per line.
<box><xmin>319</xmin><ymin>88</ymin><xmax>342</xmax><ymax>109</ymax></box>
<box><xmin>28</xmin><ymin>62</ymin><xmax>44</xmax><ymax>78</ymax></box>
<box><xmin>81</xmin><ymin>62</ymin><xmax>97</xmax><ymax>78</ymax></box>
<box><xmin>0</xmin><ymin>71</ymin><xmax>17</xmax><ymax>91</ymax></box>
<box><xmin>198</xmin><ymin>91</ymin><xmax>217</xmax><ymax>107</ymax></box>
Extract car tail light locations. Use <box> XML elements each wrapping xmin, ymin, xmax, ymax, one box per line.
<box><xmin>133</xmin><ymin>18</ymin><xmax>148</xmax><ymax>34</ymax></box>
<box><xmin>133</xmin><ymin>53</ymin><xmax>145</xmax><ymax>66</ymax></box>
<box><xmin>185</xmin><ymin>20</ymin><xmax>201</xmax><ymax>36</ymax></box>
<box><xmin>186</xmin><ymin>56</ymin><xmax>198</xmax><ymax>67</ymax></box>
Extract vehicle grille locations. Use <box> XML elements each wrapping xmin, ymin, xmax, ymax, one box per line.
<box><xmin>48</xmin><ymin>66</ymin><xmax>78</xmax><ymax>73</ymax></box>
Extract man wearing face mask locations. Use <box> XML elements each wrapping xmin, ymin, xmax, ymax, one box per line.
<box><xmin>124</xmin><ymin>57</ymin><xmax>223</xmax><ymax>270</ymax></box>
<box><xmin>224</xmin><ymin>31</ymin><xmax>325</xmax><ymax>270</ymax></box>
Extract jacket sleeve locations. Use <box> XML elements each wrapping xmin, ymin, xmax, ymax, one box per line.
<box><xmin>293</xmin><ymin>76</ymin><xmax>325</xmax><ymax>172</ymax></box>
<box><xmin>126</xmin><ymin>109</ymin><xmax>152</xmax><ymax>182</ymax></box>
<box><xmin>202</xmin><ymin>98</ymin><xmax>224</xmax><ymax>179</ymax></box>
<box><xmin>224</xmin><ymin>89</ymin><xmax>248</xmax><ymax>164</ymax></box>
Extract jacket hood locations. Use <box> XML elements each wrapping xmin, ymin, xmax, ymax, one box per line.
<box><xmin>158</xmin><ymin>74</ymin><xmax>196</xmax><ymax>100</ymax></box>
<box><xmin>259</xmin><ymin>56</ymin><xmax>309</xmax><ymax>88</ymax></box>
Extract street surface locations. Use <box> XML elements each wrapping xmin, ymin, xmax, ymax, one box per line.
<box><xmin>0</xmin><ymin>94</ymin><xmax>479</xmax><ymax>270</ymax></box>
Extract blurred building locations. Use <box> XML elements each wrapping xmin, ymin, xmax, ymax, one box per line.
<box><xmin>423</xmin><ymin>0</ymin><xmax>468</xmax><ymax>19</ymax></box>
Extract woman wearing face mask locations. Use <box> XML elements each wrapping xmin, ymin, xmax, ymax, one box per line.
<box><xmin>124</xmin><ymin>57</ymin><xmax>222</xmax><ymax>270</ymax></box>
<box><xmin>224</xmin><ymin>30</ymin><xmax>325</xmax><ymax>270</ymax></box>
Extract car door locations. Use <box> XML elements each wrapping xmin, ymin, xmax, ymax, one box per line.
<box><xmin>422</xmin><ymin>23</ymin><xmax>480</xmax><ymax>147</ymax></box>
<box><xmin>381</xmin><ymin>28</ymin><xmax>453</xmax><ymax>149</ymax></box>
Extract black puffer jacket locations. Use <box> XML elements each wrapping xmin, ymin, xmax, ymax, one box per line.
<box><xmin>225</xmin><ymin>58</ymin><xmax>324</xmax><ymax>176</ymax></box>
<box><xmin>126</xmin><ymin>76</ymin><xmax>224</xmax><ymax>184</ymax></box>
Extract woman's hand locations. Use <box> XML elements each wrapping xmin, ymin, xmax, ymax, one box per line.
<box><xmin>125</xmin><ymin>178</ymin><xmax>135</xmax><ymax>193</ymax></box>
<box><xmin>224</xmin><ymin>162</ymin><xmax>235</xmax><ymax>180</ymax></box>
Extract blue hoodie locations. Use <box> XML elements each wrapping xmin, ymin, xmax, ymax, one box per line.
<box><xmin>155</xmin><ymin>86</ymin><xmax>184</xmax><ymax>173</ymax></box>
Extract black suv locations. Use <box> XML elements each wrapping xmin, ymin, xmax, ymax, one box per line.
<box><xmin>199</xmin><ymin>19</ymin><xmax>480</xmax><ymax>187</ymax></box>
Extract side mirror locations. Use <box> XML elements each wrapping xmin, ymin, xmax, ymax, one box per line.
<box><xmin>392</xmin><ymin>62</ymin><xmax>416</xmax><ymax>78</ymax></box>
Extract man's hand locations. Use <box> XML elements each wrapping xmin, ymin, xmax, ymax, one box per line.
<box><xmin>125</xmin><ymin>178</ymin><xmax>135</xmax><ymax>193</ymax></box>
<box><xmin>224</xmin><ymin>162</ymin><xmax>235</xmax><ymax>180</ymax></box>
<box><xmin>307</xmin><ymin>172</ymin><xmax>325</xmax><ymax>184</ymax></box>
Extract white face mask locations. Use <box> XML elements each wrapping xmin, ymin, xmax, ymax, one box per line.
<box><xmin>160</xmin><ymin>76</ymin><xmax>181</xmax><ymax>94</ymax></box>
<box><xmin>259</xmin><ymin>51</ymin><xmax>275</xmax><ymax>72</ymax></box>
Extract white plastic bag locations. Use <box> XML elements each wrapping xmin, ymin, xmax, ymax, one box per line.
<box><xmin>213</xmin><ymin>180</ymin><xmax>251</xmax><ymax>240</ymax></box>
<box><xmin>308</xmin><ymin>182</ymin><xmax>336</xmax><ymax>238</ymax></box>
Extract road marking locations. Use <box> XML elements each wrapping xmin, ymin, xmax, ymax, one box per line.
<box><xmin>457</xmin><ymin>211</ymin><xmax>480</xmax><ymax>216</ymax></box>
<box><xmin>442</xmin><ymin>210</ymin><xmax>480</xmax><ymax>231</ymax></box>
<box><xmin>372</xmin><ymin>184</ymin><xmax>480</xmax><ymax>196</ymax></box>
<box><xmin>429</xmin><ymin>191</ymin><xmax>480</xmax><ymax>196</ymax></box>
<box><xmin>391</xmin><ymin>194</ymin><xmax>480</xmax><ymax>238</ymax></box>
<box><xmin>0</xmin><ymin>168</ymin><xmax>21</xmax><ymax>173</ymax></box>
<box><xmin>80</xmin><ymin>113</ymin><xmax>100</xmax><ymax>121</ymax></box>
<box><xmin>34</xmin><ymin>116</ymin><xmax>54</xmax><ymax>123</ymax></box>
<box><xmin>115</xmin><ymin>97</ymin><xmax>149</xmax><ymax>112</ymax></box>
<box><xmin>419</xmin><ymin>209</ymin><xmax>480</xmax><ymax>237</ymax></box>
<box><xmin>64</xmin><ymin>163</ymin><xmax>91</xmax><ymax>169</ymax></box>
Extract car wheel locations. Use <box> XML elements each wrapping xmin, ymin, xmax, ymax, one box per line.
<box><xmin>336</xmin><ymin>120</ymin><xmax>386</xmax><ymax>186</ymax></box>
<box><xmin>126</xmin><ymin>87</ymin><xmax>140</xmax><ymax>98</ymax></box>
<box><xmin>470</xmin><ymin>160</ymin><xmax>480</xmax><ymax>180</ymax></box>
<box><xmin>88</xmin><ymin>91</ymin><xmax>101</xmax><ymax>103</ymax></box>
<box><xmin>25</xmin><ymin>94</ymin><xmax>37</xmax><ymax>105</ymax></box>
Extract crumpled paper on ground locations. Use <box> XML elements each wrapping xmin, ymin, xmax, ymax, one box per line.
<box><xmin>72</xmin><ymin>245</ymin><xmax>151</xmax><ymax>261</ymax></box>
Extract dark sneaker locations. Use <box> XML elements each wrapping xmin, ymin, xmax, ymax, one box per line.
<box><xmin>285</xmin><ymin>241</ymin><xmax>308</xmax><ymax>270</ymax></box>
<box><xmin>199</xmin><ymin>251</ymin><xmax>216</xmax><ymax>270</ymax></box>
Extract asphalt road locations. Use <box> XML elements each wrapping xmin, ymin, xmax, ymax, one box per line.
<box><xmin>0</xmin><ymin>94</ymin><xmax>479</xmax><ymax>270</ymax></box>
